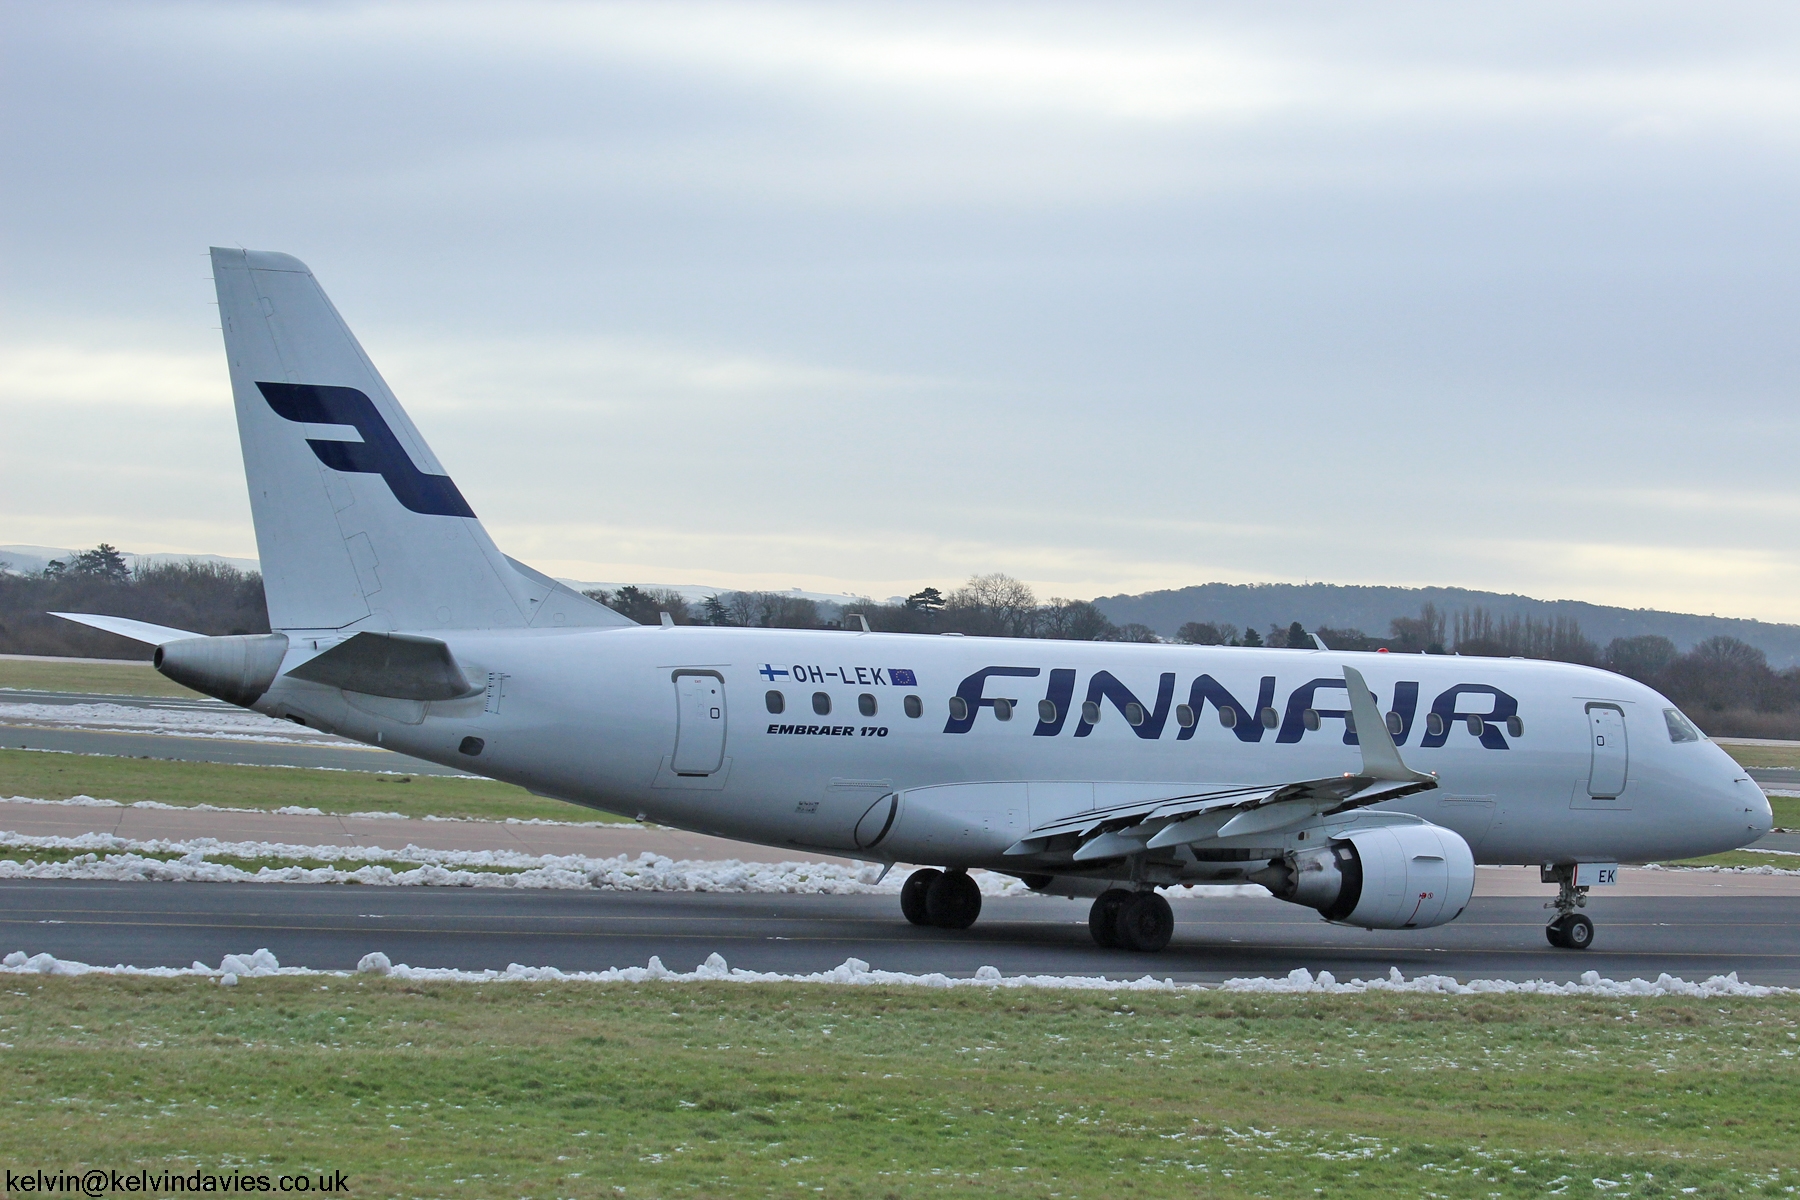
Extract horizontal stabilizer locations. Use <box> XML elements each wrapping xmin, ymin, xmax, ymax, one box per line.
<box><xmin>49</xmin><ymin>612</ymin><xmax>202</xmax><ymax>645</ymax></box>
<box><xmin>285</xmin><ymin>632</ymin><xmax>480</xmax><ymax>701</ymax></box>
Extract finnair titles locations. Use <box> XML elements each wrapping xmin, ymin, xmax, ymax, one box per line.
<box><xmin>57</xmin><ymin>249</ymin><xmax>1773</xmax><ymax>957</ymax></box>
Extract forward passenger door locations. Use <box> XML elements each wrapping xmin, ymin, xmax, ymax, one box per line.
<box><xmin>672</xmin><ymin>671</ymin><xmax>727</xmax><ymax>776</ymax></box>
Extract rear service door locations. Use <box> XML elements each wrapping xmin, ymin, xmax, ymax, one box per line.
<box><xmin>673</xmin><ymin>672</ymin><xmax>726</xmax><ymax>776</ymax></box>
<box><xmin>1586</xmin><ymin>704</ymin><xmax>1628</xmax><ymax>798</ymax></box>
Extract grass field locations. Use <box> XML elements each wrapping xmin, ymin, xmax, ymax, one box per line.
<box><xmin>1714</xmin><ymin>741</ymin><xmax>1800</xmax><ymax>769</ymax></box>
<box><xmin>0</xmin><ymin>656</ymin><xmax>202</xmax><ymax>698</ymax></box>
<box><xmin>0</xmin><ymin>978</ymin><xmax>1795</xmax><ymax>1197</ymax></box>
<box><xmin>1659</xmin><ymin>849</ymin><xmax>1800</xmax><ymax>870</ymax></box>
<box><xmin>0</xmin><ymin>748</ymin><xmax>629</xmax><ymax>824</ymax></box>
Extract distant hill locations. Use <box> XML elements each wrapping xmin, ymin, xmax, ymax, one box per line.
<box><xmin>1091</xmin><ymin>582</ymin><xmax>1800</xmax><ymax>670</ymax></box>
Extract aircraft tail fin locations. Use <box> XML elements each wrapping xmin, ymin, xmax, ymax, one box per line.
<box><xmin>209</xmin><ymin>248</ymin><xmax>630</xmax><ymax>635</ymax></box>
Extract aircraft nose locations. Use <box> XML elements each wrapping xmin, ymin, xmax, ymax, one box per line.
<box><xmin>1734</xmin><ymin>774</ymin><xmax>1774</xmax><ymax>840</ymax></box>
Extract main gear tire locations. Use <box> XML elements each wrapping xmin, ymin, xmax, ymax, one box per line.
<box><xmin>900</xmin><ymin>868</ymin><xmax>940</xmax><ymax>926</ymax></box>
<box><xmin>1116</xmin><ymin>891</ymin><xmax>1175</xmax><ymax>953</ymax></box>
<box><xmin>924</xmin><ymin>869</ymin><xmax>983</xmax><ymax>930</ymax></box>
<box><xmin>1089</xmin><ymin>888</ymin><xmax>1133</xmax><ymax>948</ymax></box>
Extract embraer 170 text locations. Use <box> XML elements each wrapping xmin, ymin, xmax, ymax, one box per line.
<box><xmin>57</xmin><ymin>249</ymin><xmax>1774</xmax><ymax>955</ymax></box>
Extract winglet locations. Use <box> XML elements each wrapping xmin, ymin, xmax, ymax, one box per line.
<box><xmin>1343</xmin><ymin>665</ymin><xmax>1434</xmax><ymax>783</ymax></box>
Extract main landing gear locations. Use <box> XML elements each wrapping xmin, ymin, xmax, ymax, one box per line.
<box><xmin>1089</xmin><ymin>887</ymin><xmax>1174</xmax><ymax>953</ymax></box>
<box><xmin>900</xmin><ymin>868</ymin><xmax>982</xmax><ymax>930</ymax></box>
<box><xmin>1542</xmin><ymin>865</ymin><xmax>1596</xmax><ymax>950</ymax></box>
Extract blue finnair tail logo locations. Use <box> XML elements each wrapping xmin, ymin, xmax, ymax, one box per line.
<box><xmin>256</xmin><ymin>382</ymin><xmax>476</xmax><ymax>518</ymax></box>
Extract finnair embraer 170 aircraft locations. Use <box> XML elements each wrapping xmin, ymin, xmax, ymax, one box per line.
<box><xmin>58</xmin><ymin>249</ymin><xmax>1773</xmax><ymax>955</ymax></box>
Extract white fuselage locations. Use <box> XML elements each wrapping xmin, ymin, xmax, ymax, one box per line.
<box><xmin>251</xmin><ymin>626</ymin><xmax>1772</xmax><ymax>878</ymax></box>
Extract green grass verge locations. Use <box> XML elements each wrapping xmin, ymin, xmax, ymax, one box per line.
<box><xmin>0</xmin><ymin>748</ymin><xmax>629</xmax><ymax>824</ymax></box>
<box><xmin>0</xmin><ymin>656</ymin><xmax>203</xmax><ymax>698</ymax></box>
<box><xmin>1765</xmin><ymin>795</ymin><xmax>1800</xmax><ymax>830</ymax></box>
<box><xmin>0</xmin><ymin>980</ymin><xmax>1796</xmax><ymax>1197</ymax></box>
<box><xmin>0</xmin><ymin>844</ymin><xmax>466</xmax><ymax>875</ymax></box>
<box><xmin>1720</xmin><ymin>742</ymin><xmax>1800</xmax><ymax>769</ymax></box>
<box><xmin>1655</xmin><ymin>849</ymin><xmax>1800</xmax><ymax>871</ymax></box>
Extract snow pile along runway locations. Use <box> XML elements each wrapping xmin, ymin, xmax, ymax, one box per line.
<box><xmin>0</xmin><ymin>701</ymin><xmax>345</xmax><ymax>743</ymax></box>
<box><xmin>0</xmin><ymin>829</ymin><xmax>1273</xmax><ymax>895</ymax></box>
<box><xmin>1</xmin><ymin>947</ymin><xmax>1790</xmax><ymax>998</ymax></box>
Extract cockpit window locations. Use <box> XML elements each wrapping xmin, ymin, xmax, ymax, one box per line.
<box><xmin>1663</xmin><ymin>707</ymin><xmax>1702</xmax><ymax>743</ymax></box>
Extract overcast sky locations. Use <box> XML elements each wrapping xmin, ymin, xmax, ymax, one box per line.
<box><xmin>6</xmin><ymin>2</ymin><xmax>1800</xmax><ymax>619</ymax></box>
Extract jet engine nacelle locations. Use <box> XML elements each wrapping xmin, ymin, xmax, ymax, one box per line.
<box><xmin>1248</xmin><ymin>822</ymin><xmax>1475</xmax><ymax>930</ymax></box>
<box><xmin>155</xmin><ymin>633</ymin><xmax>289</xmax><ymax>708</ymax></box>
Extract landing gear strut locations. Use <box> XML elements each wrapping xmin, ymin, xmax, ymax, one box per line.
<box><xmin>1542</xmin><ymin>865</ymin><xmax>1595</xmax><ymax>950</ymax></box>
<box><xmin>900</xmin><ymin>868</ymin><xmax>982</xmax><ymax>930</ymax></box>
<box><xmin>1089</xmin><ymin>888</ymin><xmax>1173</xmax><ymax>953</ymax></box>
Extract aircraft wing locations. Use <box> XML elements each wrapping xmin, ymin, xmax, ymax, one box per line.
<box><xmin>1003</xmin><ymin>665</ymin><xmax>1438</xmax><ymax>859</ymax></box>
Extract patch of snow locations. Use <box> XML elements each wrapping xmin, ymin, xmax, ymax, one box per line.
<box><xmin>0</xmin><ymin>830</ymin><xmax>1270</xmax><ymax>897</ymax></box>
<box><xmin>0</xmin><ymin>702</ymin><xmax>343</xmax><ymax>743</ymax></box>
<box><xmin>1</xmin><ymin>948</ymin><xmax>1789</xmax><ymax>997</ymax></box>
<box><xmin>1218</xmin><ymin>965</ymin><xmax>1791</xmax><ymax>997</ymax></box>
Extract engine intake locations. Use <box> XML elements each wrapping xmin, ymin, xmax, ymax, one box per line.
<box><xmin>155</xmin><ymin>633</ymin><xmax>290</xmax><ymax>708</ymax></box>
<box><xmin>1248</xmin><ymin>822</ymin><xmax>1474</xmax><ymax>930</ymax></box>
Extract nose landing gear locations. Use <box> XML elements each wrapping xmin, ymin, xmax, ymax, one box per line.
<box><xmin>1547</xmin><ymin>913</ymin><xmax>1595</xmax><ymax>950</ymax></box>
<box><xmin>1542</xmin><ymin>865</ymin><xmax>1595</xmax><ymax>950</ymax></box>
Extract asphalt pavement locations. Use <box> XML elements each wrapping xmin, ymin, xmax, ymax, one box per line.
<box><xmin>5</xmin><ymin>881</ymin><xmax>1797</xmax><ymax>985</ymax></box>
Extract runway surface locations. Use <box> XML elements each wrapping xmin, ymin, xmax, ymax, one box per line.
<box><xmin>5</xmin><ymin>881</ymin><xmax>1797</xmax><ymax>985</ymax></box>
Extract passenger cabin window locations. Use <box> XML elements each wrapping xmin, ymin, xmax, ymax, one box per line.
<box><xmin>1218</xmin><ymin>705</ymin><xmax>1238</xmax><ymax>729</ymax></box>
<box><xmin>1425</xmin><ymin>712</ymin><xmax>1446</xmax><ymax>738</ymax></box>
<box><xmin>948</xmin><ymin>696</ymin><xmax>969</xmax><ymax>722</ymax></box>
<box><xmin>1259</xmin><ymin>706</ymin><xmax>1279</xmax><ymax>729</ymax></box>
<box><xmin>1175</xmin><ymin>703</ymin><xmax>1196</xmax><ymax>728</ymax></box>
<box><xmin>1124</xmin><ymin>701</ymin><xmax>1146</xmax><ymax>727</ymax></box>
<box><xmin>765</xmin><ymin>690</ymin><xmax>785</xmax><ymax>714</ymax></box>
<box><xmin>1302</xmin><ymin>708</ymin><xmax>1321</xmax><ymax>732</ymax></box>
<box><xmin>1038</xmin><ymin>699</ymin><xmax>1058</xmax><ymax>724</ymax></box>
<box><xmin>1506</xmin><ymin>714</ymin><xmax>1524</xmax><ymax>738</ymax></box>
<box><xmin>1081</xmin><ymin>700</ymin><xmax>1101</xmax><ymax>724</ymax></box>
<box><xmin>1664</xmin><ymin>707</ymin><xmax>1702</xmax><ymax>743</ymax></box>
<box><xmin>993</xmin><ymin>698</ymin><xmax>1014</xmax><ymax>721</ymax></box>
<box><xmin>858</xmin><ymin>693</ymin><xmax>877</xmax><ymax>717</ymax></box>
<box><xmin>904</xmin><ymin>694</ymin><xmax>923</xmax><ymax>718</ymax></box>
<box><xmin>812</xmin><ymin>691</ymin><xmax>831</xmax><ymax>716</ymax></box>
<box><xmin>1386</xmin><ymin>710</ymin><xmax>1404</xmax><ymax>736</ymax></box>
<box><xmin>1467</xmin><ymin>715</ymin><xmax>1485</xmax><ymax>736</ymax></box>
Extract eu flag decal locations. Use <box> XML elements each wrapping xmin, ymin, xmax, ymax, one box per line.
<box><xmin>888</xmin><ymin>668</ymin><xmax>918</xmax><ymax>687</ymax></box>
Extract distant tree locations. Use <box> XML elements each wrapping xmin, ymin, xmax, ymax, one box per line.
<box><xmin>698</xmin><ymin>590</ymin><xmax>821</xmax><ymax>629</ymax></box>
<box><xmin>1241</xmin><ymin>626</ymin><xmax>1264</xmax><ymax>647</ymax></box>
<box><xmin>1175</xmin><ymin>620</ymin><xmax>1237</xmax><ymax>646</ymax></box>
<box><xmin>1036</xmin><ymin>598</ymin><xmax>1117</xmax><ymax>641</ymax></box>
<box><xmin>699</xmin><ymin>594</ymin><xmax>732</xmax><ymax>626</ymax></box>
<box><xmin>590</xmin><ymin>585</ymin><xmax>691</xmax><ymax>625</ymax></box>
<box><xmin>1605</xmin><ymin>635</ymin><xmax>1678</xmax><ymax>682</ymax></box>
<box><xmin>944</xmin><ymin>573</ymin><xmax>1037</xmax><ymax>637</ymax></box>
<box><xmin>1660</xmin><ymin>636</ymin><xmax>1780</xmax><ymax>715</ymax></box>
<box><xmin>1286</xmin><ymin>621</ymin><xmax>1309</xmax><ymax>650</ymax></box>
<box><xmin>0</xmin><ymin>557</ymin><xmax>268</xmax><ymax>657</ymax></box>
<box><xmin>1452</xmin><ymin>607</ymin><xmax>1597</xmax><ymax>665</ymax></box>
<box><xmin>1115</xmin><ymin>622</ymin><xmax>1162</xmax><ymax>644</ymax></box>
<box><xmin>1389</xmin><ymin>604</ymin><xmax>1446</xmax><ymax>654</ymax></box>
<box><xmin>1315</xmin><ymin>625</ymin><xmax>1379</xmax><ymax>652</ymax></box>
<box><xmin>905</xmin><ymin>587</ymin><xmax>945</xmax><ymax>613</ymax></box>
